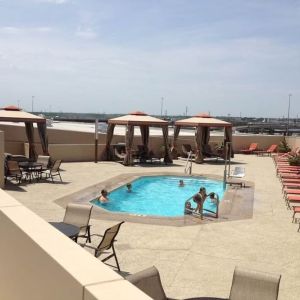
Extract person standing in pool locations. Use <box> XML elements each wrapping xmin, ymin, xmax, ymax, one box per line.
<box><xmin>193</xmin><ymin>187</ymin><xmax>207</xmax><ymax>215</ymax></box>
<box><xmin>98</xmin><ymin>189</ymin><xmax>109</xmax><ymax>203</ymax></box>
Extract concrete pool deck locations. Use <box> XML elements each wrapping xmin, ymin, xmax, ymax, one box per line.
<box><xmin>4</xmin><ymin>154</ymin><xmax>300</xmax><ymax>299</ymax></box>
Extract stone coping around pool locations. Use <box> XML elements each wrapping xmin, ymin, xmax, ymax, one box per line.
<box><xmin>54</xmin><ymin>172</ymin><xmax>254</xmax><ymax>227</ymax></box>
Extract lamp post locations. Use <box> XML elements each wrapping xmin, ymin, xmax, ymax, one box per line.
<box><xmin>94</xmin><ymin>119</ymin><xmax>98</xmax><ymax>163</ymax></box>
<box><xmin>287</xmin><ymin>94</ymin><xmax>292</xmax><ymax>136</ymax></box>
<box><xmin>32</xmin><ymin>96</ymin><xmax>34</xmax><ymax>112</ymax></box>
<box><xmin>160</xmin><ymin>97</ymin><xmax>164</xmax><ymax>117</ymax></box>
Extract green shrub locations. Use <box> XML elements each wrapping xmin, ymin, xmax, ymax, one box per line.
<box><xmin>278</xmin><ymin>138</ymin><xmax>291</xmax><ymax>153</ymax></box>
<box><xmin>288</xmin><ymin>155</ymin><xmax>300</xmax><ymax>166</ymax></box>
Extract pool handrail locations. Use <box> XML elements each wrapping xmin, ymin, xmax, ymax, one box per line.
<box><xmin>184</xmin><ymin>193</ymin><xmax>219</xmax><ymax>219</ymax></box>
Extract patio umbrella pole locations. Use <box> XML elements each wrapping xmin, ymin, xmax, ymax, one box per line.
<box><xmin>95</xmin><ymin>119</ymin><xmax>98</xmax><ymax>163</ymax></box>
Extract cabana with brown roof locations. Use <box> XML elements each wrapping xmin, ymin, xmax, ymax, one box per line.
<box><xmin>0</xmin><ymin>106</ymin><xmax>49</xmax><ymax>160</ymax></box>
<box><xmin>102</xmin><ymin>111</ymin><xmax>173</xmax><ymax>166</ymax></box>
<box><xmin>172</xmin><ymin>113</ymin><xmax>233</xmax><ymax>164</ymax></box>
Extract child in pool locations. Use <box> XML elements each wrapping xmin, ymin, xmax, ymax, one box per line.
<box><xmin>98</xmin><ymin>189</ymin><xmax>109</xmax><ymax>203</ymax></box>
<box><xmin>126</xmin><ymin>183</ymin><xmax>132</xmax><ymax>192</ymax></box>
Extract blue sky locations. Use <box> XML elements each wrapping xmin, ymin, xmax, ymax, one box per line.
<box><xmin>0</xmin><ymin>0</ymin><xmax>299</xmax><ymax>117</ymax></box>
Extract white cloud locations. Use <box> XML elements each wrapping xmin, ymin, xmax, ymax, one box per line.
<box><xmin>0</xmin><ymin>27</ymin><xmax>21</xmax><ymax>34</ymax></box>
<box><xmin>35</xmin><ymin>0</ymin><xmax>68</xmax><ymax>4</ymax></box>
<box><xmin>0</xmin><ymin>26</ymin><xmax>53</xmax><ymax>35</ymax></box>
<box><xmin>75</xmin><ymin>28</ymin><xmax>97</xmax><ymax>39</ymax></box>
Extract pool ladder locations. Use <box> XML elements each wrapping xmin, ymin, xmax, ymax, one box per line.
<box><xmin>184</xmin><ymin>151</ymin><xmax>193</xmax><ymax>175</ymax></box>
<box><xmin>184</xmin><ymin>193</ymin><xmax>220</xmax><ymax>219</ymax></box>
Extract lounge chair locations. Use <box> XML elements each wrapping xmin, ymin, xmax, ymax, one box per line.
<box><xmin>230</xmin><ymin>166</ymin><xmax>245</xmax><ymax>178</ymax></box>
<box><xmin>226</xmin><ymin>167</ymin><xmax>246</xmax><ymax>187</ymax></box>
<box><xmin>254</xmin><ymin>144</ymin><xmax>277</xmax><ymax>156</ymax></box>
<box><xmin>63</xmin><ymin>203</ymin><xmax>93</xmax><ymax>242</ymax></box>
<box><xmin>137</xmin><ymin>144</ymin><xmax>148</xmax><ymax>163</ymax></box>
<box><xmin>114</xmin><ymin>146</ymin><xmax>126</xmax><ymax>162</ymax></box>
<box><xmin>42</xmin><ymin>160</ymin><xmax>62</xmax><ymax>182</ymax></box>
<box><xmin>84</xmin><ymin>221</ymin><xmax>124</xmax><ymax>271</ymax></box>
<box><xmin>240</xmin><ymin>143</ymin><xmax>258</xmax><ymax>154</ymax></box>
<box><xmin>203</xmin><ymin>144</ymin><xmax>225</xmax><ymax>160</ymax></box>
<box><xmin>225</xmin><ymin>179</ymin><xmax>245</xmax><ymax>188</ymax></box>
<box><xmin>181</xmin><ymin>144</ymin><xmax>194</xmax><ymax>158</ymax></box>
<box><xmin>136</xmin><ymin>145</ymin><xmax>161</xmax><ymax>164</ymax></box>
<box><xmin>127</xmin><ymin>266</ymin><xmax>281</xmax><ymax>300</ymax></box>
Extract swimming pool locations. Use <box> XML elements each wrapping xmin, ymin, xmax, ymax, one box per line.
<box><xmin>92</xmin><ymin>176</ymin><xmax>225</xmax><ymax>217</ymax></box>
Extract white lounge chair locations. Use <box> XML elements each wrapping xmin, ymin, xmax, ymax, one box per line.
<box><xmin>230</xmin><ymin>166</ymin><xmax>245</xmax><ymax>178</ymax></box>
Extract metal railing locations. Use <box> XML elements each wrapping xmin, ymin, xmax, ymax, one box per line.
<box><xmin>184</xmin><ymin>151</ymin><xmax>193</xmax><ymax>175</ymax></box>
<box><xmin>184</xmin><ymin>193</ymin><xmax>220</xmax><ymax>219</ymax></box>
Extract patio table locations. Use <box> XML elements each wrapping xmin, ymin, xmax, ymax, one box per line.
<box><xmin>19</xmin><ymin>162</ymin><xmax>43</xmax><ymax>182</ymax></box>
<box><xmin>49</xmin><ymin>222</ymin><xmax>80</xmax><ymax>239</ymax></box>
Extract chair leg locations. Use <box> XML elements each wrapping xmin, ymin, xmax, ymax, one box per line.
<box><xmin>86</xmin><ymin>225</ymin><xmax>91</xmax><ymax>243</ymax></box>
<box><xmin>112</xmin><ymin>244</ymin><xmax>120</xmax><ymax>271</ymax></box>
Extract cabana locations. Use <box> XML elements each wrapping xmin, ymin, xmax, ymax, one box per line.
<box><xmin>172</xmin><ymin>113</ymin><xmax>233</xmax><ymax>164</ymax></box>
<box><xmin>0</xmin><ymin>105</ymin><xmax>49</xmax><ymax>160</ymax></box>
<box><xmin>102</xmin><ymin>111</ymin><xmax>173</xmax><ymax>166</ymax></box>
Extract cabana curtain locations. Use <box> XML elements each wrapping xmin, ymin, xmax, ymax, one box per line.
<box><xmin>37</xmin><ymin>122</ymin><xmax>49</xmax><ymax>155</ymax></box>
<box><xmin>171</xmin><ymin>125</ymin><xmax>181</xmax><ymax>158</ymax></box>
<box><xmin>140</xmin><ymin>125</ymin><xmax>149</xmax><ymax>155</ymax></box>
<box><xmin>162</xmin><ymin>126</ymin><xmax>173</xmax><ymax>163</ymax></box>
<box><xmin>102</xmin><ymin>123</ymin><xmax>115</xmax><ymax>160</ymax></box>
<box><xmin>194</xmin><ymin>126</ymin><xmax>203</xmax><ymax>163</ymax></box>
<box><xmin>203</xmin><ymin>127</ymin><xmax>210</xmax><ymax>145</ymax></box>
<box><xmin>25</xmin><ymin>122</ymin><xmax>37</xmax><ymax>160</ymax></box>
<box><xmin>124</xmin><ymin>125</ymin><xmax>134</xmax><ymax>166</ymax></box>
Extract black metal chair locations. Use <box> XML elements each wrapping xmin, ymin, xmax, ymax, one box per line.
<box><xmin>6</xmin><ymin>160</ymin><xmax>27</xmax><ymax>183</ymax></box>
<box><xmin>42</xmin><ymin>160</ymin><xmax>62</xmax><ymax>182</ymax></box>
<box><xmin>84</xmin><ymin>221</ymin><xmax>124</xmax><ymax>271</ymax></box>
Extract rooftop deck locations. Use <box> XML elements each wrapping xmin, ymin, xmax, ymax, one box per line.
<box><xmin>4</xmin><ymin>154</ymin><xmax>300</xmax><ymax>299</ymax></box>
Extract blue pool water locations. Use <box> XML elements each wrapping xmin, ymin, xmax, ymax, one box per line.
<box><xmin>91</xmin><ymin>176</ymin><xmax>225</xmax><ymax>217</ymax></box>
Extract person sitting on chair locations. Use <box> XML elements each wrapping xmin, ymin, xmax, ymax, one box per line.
<box><xmin>98</xmin><ymin>189</ymin><xmax>109</xmax><ymax>203</ymax></box>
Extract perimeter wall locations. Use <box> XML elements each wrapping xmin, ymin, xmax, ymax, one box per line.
<box><xmin>0</xmin><ymin>123</ymin><xmax>292</xmax><ymax>162</ymax></box>
<box><xmin>0</xmin><ymin>189</ymin><xmax>151</xmax><ymax>300</ymax></box>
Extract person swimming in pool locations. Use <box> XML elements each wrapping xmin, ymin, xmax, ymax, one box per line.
<box><xmin>98</xmin><ymin>189</ymin><xmax>109</xmax><ymax>203</ymax></box>
<box><xmin>184</xmin><ymin>201</ymin><xmax>193</xmax><ymax>215</ymax></box>
<box><xmin>126</xmin><ymin>183</ymin><xmax>132</xmax><ymax>192</ymax></box>
<box><xmin>179</xmin><ymin>179</ymin><xmax>185</xmax><ymax>187</ymax></box>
